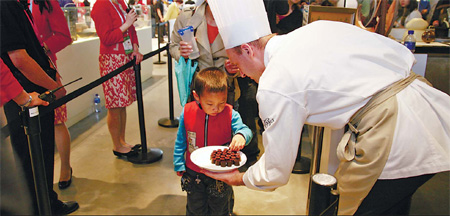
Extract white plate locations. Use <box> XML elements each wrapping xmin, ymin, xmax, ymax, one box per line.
<box><xmin>190</xmin><ymin>146</ymin><xmax>247</xmax><ymax>173</ymax></box>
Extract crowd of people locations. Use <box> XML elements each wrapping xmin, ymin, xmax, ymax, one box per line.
<box><xmin>1</xmin><ymin>0</ymin><xmax>449</xmax><ymax>215</ymax></box>
<box><xmin>394</xmin><ymin>0</ymin><xmax>450</xmax><ymax>29</ymax></box>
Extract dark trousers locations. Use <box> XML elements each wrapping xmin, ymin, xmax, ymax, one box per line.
<box><xmin>4</xmin><ymin>101</ymin><xmax>58</xmax><ymax>215</ymax></box>
<box><xmin>237</xmin><ymin>77</ymin><xmax>260</xmax><ymax>161</ymax></box>
<box><xmin>182</xmin><ymin>168</ymin><xmax>234</xmax><ymax>216</ymax></box>
<box><xmin>355</xmin><ymin>174</ymin><xmax>435</xmax><ymax>215</ymax></box>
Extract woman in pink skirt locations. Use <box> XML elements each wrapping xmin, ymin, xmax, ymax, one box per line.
<box><xmin>31</xmin><ymin>0</ymin><xmax>73</xmax><ymax>189</ymax></box>
<box><xmin>92</xmin><ymin>0</ymin><xmax>143</xmax><ymax>158</ymax></box>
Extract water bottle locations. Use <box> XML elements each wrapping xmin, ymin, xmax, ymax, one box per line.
<box><xmin>94</xmin><ymin>94</ymin><xmax>101</xmax><ymax>113</ymax></box>
<box><xmin>403</xmin><ymin>30</ymin><xmax>416</xmax><ymax>53</ymax></box>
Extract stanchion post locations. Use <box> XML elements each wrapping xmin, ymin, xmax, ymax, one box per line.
<box><xmin>292</xmin><ymin>126</ymin><xmax>311</xmax><ymax>174</ymax></box>
<box><xmin>310</xmin><ymin>126</ymin><xmax>324</xmax><ymax>175</ymax></box>
<box><xmin>128</xmin><ymin>62</ymin><xmax>163</xmax><ymax>164</ymax></box>
<box><xmin>22</xmin><ymin>107</ymin><xmax>52</xmax><ymax>215</ymax></box>
<box><xmin>158</xmin><ymin>44</ymin><xmax>179</xmax><ymax>128</ymax></box>
<box><xmin>306</xmin><ymin>126</ymin><xmax>323</xmax><ymax>213</ymax></box>
<box><xmin>306</xmin><ymin>126</ymin><xmax>339</xmax><ymax>215</ymax></box>
<box><xmin>153</xmin><ymin>22</ymin><xmax>166</xmax><ymax>65</ymax></box>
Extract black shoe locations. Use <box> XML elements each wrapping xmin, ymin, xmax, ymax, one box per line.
<box><xmin>132</xmin><ymin>144</ymin><xmax>142</xmax><ymax>150</ymax></box>
<box><xmin>113</xmin><ymin>149</ymin><xmax>138</xmax><ymax>157</ymax></box>
<box><xmin>53</xmin><ymin>200</ymin><xmax>79</xmax><ymax>215</ymax></box>
<box><xmin>58</xmin><ymin>168</ymin><xmax>73</xmax><ymax>190</ymax></box>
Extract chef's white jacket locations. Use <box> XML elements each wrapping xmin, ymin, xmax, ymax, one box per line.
<box><xmin>243</xmin><ymin>21</ymin><xmax>450</xmax><ymax>191</ymax></box>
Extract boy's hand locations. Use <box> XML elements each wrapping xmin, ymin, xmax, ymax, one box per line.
<box><xmin>229</xmin><ymin>134</ymin><xmax>245</xmax><ymax>151</ymax></box>
<box><xmin>176</xmin><ymin>171</ymin><xmax>185</xmax><ymax>176</ymax></box>
<box><xmin>225</xmin><ymin>60</ymin><xmax>242</xmax><ymax>76</ymax></box>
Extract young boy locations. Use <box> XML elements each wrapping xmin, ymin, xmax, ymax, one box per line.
<box><xmin>173</xmin><ymin>67</ymin><xmax>253</xmax><ymax>215</ymax></box>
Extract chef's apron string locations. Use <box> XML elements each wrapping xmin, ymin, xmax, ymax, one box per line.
<box><xmin>335</xmin><ymin>71</ymin><xmax>423</xmax><ymax>215</ymax></box>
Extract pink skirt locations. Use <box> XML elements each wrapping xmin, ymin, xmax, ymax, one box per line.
<box><xmin>54</xmin><ymin>104</ymin><xmax>67</xmax><ymax>125</ymax></box>
<box><xmin>99</xmin><ymin>54</ymin><xmax>136</xmax><ymax>109</ymax></box>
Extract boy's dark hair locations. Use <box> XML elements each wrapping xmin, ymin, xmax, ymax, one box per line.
<box><xmin>194</xmin><ymin>67</ymin><xmax>227</xmax><ymax>97</ymax></box>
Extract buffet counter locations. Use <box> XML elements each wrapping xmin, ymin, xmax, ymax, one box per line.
<box><xmin>56</xmin><ymin>26</ymin><xmax>154</xmax><ymax>127</ymax></box>
<box><xmin>415</xmin><ymin>42</ymin><xmax>450</xmax><ymax>95</ymax></box>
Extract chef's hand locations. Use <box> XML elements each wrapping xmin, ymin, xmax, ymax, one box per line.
<box><xmin>225</xmin><ymin>60</ymin><xmax>243</xmax><ymax>77</ymax></box>
<box><xmin>179</xmin><ymin>41</ymin><xmax>193</xmax><ymax>59</ymax></box>
<box><xmin>229</xmin><ymin>134</ymin><xmax>245</xmax><ymax>151</ymax></box>
<box><xmin>201</xmin><ymin>169</ymin><xmax>245</xmax><ymax>186</ymax></box>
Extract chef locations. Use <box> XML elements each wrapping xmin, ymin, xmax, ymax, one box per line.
<box><xmin>202</xmin><ymin>0</ymin><xmax>450</xmax><ymax>214</ymax></box>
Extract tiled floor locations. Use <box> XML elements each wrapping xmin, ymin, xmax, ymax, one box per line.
<box><xmin>54</xmin><ymin>39</ymin><xmax>449</xmax><ymax>215</ymax></box>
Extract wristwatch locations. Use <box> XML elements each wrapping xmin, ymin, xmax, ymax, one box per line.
<box><xmin>19</xmin><ymin>95</ymin><xmax>32</xmax><ymax>108</ymax></box>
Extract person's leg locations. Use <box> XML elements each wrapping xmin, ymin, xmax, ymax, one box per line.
<box><xmin>184</xmin><ymin>171</ymin><xmax>208</xmax><ymax>216</ymax></box>
<box><xmin>118</xmin><ymin>107</ymin><xmax>134</xmax><ymax>149</ymax></box>
<box><xmin>55</xmin><ymin>122</ymin><xmax>71</xmax><ymax>182</ymax></box>
<box><xmin>207</xmin><ymin>179</ymin><xmax>234</xmax><ymax>216</ymax></box>
<box><xmin>151</xmin><ymin>18</ymin><xmax>156</xmax><ymax>38</ymax></box>
<box><xmin>107</xmin><ymin>107</ymin><xmax>132</xmax><ymax>153</ymax></box>
<box><xmin>355</xmin><ymin>174</ymin><xmax>435</xmax><ymax>215</ymax></box>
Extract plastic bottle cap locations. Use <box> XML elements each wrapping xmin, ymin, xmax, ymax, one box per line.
<box><xmin>408</xmin><ymin>30</ymin><xmax>414</xmax><ymax>34</ymax></box>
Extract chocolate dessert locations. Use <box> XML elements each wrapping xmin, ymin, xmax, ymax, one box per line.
<box><xmin>210</xmin><ymin>148</ymin><xmax>241</xmax><ymax>167</ymax></box>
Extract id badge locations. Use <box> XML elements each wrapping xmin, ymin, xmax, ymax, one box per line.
<box><xmin>187</xmin><ymin>131</ymin><xmax>198</xmax><ymax>153</ymax></box>
<box><xmin>123</xmin><ymin>35</ymin><xmax>133</xmax><ymax>55</ymax></box>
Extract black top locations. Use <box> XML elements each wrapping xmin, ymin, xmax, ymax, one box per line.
<box><xmin>276</xmin><ymin>5</ymin><xmax>303</xmax><ymax>35</ymax></box>
<box><xmin>0</xmin><ymin>0</ymin><xmax>54</xmax><ymax>93</ymax></box>
<box><xmin>264</xmin><ymin>0</ymin><xmax>290</xmax><ymax>33</ymax></box>
<box><xmin>151</xmin><ymin>0</ymin><xmax>164</xmax><ymax>19</ymax></box>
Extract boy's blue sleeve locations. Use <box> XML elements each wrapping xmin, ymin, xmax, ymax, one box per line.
<box><xmin>231</xmin><ymin>109</ymin><xmax>253</xmax><ymax>145</ymax></box>
<box><xmin>173</xmin><ymin>109</ymin><xmax>187</xmax><ymax>172</ymax></box>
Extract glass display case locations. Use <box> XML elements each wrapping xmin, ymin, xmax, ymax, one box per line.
<box><xmin>62</xmin><ymin>4</ymin><xmax>152</xmax><ymax>41</ymax></box>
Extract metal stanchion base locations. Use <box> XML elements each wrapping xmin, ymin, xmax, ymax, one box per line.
<box><xmin>158</xmin><ymin>117</ymin><xmax>179</xmax><ymax>128</ymax></box>
<box><xmin>127</xmin><ymin>148</ymin><xmax>163</xmax><ymax>164</ymax></box>
<box><xmin>153</xmin><ymin>61</ymin><xmax>166</xmax><ymax>64</ymax></box>
<box><xmin>292</xmin><ymin>156</ymin><xmax>311</xmax><ymax>174</ymax></box>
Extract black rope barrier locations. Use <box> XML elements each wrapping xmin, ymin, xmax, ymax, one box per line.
<box><xmin>127</xmin><ymin>63</ymin><xmax>163</xmax><ymax>163</ymax></box>
<box><xmin>157</xmin><ymin>20</ymin><xmax>178</xmax><ymax>128</ymax></box>
<box><xmin>22</xmin><ymin>106</ymin><xmax>52</xmax><ymax>215</ymax></box>
<box><xmin>157</xmin><ymin>44</ymin><xmax>179</xmax><ymax>128</ymax></box>
<box><xmin>1</xmin><ymin>45</ymin><xmax>167</xmax><ymax>139</ymax></box>
<box><xmin>154</xmin><ymin>21</ymin><xmax>168</xmax><ymax>65</ymax></box>
<box><xmin>1</xmin><ymin>44</ymin><xmax>169</xmax><ymax>214</ymax></box>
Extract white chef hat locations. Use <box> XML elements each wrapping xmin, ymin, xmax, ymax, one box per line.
<box><xmin>208</xmin><ymin>0</ymin><xmax>271</xmax><ymax>49</ymax></box>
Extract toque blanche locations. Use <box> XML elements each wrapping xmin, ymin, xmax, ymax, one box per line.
<box><xmin>208</xmin><ymin>0</ymin><xmax>271</xmax><ymax>49</ymax></box>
